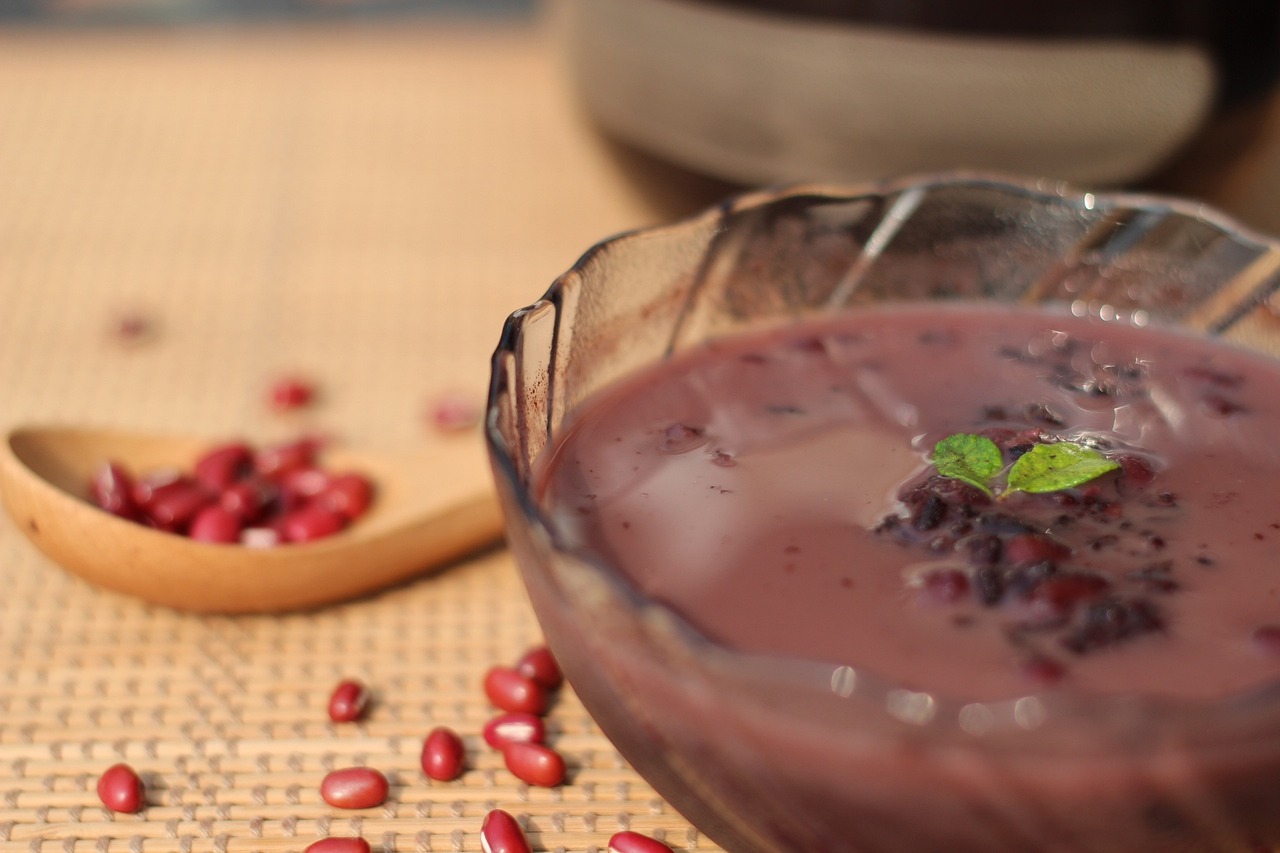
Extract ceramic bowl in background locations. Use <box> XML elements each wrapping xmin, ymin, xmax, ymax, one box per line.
<box><xmin>550</xmin><ymin>0</ymin><xmax>1280</xmax><ymax>187</ymax></box>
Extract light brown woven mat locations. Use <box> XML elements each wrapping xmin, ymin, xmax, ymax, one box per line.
<box><xmin>0</xmin><ymin>19</ymin><xmax>733</xmax><ymax>853</ymax></box>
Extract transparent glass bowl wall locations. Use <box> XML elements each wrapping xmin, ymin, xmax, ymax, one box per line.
<box><xmin>486</xmin><ymin>175</ymin><xmax>1280</xmax><ymax>853</ymax></box>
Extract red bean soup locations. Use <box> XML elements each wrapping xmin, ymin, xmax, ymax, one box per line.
<box><xmin>536</xmin><ymin>304</ymin><xmax>1280</xmax><ymax>704</ymax></box>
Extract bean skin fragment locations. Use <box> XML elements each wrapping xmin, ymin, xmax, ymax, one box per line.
<box><xmin>97</xmin><ymin>763</ymin><xmax>145</xmax><ymax>814</ymax></box>
<box><xmin>319</xmin><ymin>767</ymin><xmax>389</xmax><ymax>809</ymax></box>
<box><xmin>480</xmin><ymin>808</ymin><xmax>531</xmax><ymax>853</ymax></box>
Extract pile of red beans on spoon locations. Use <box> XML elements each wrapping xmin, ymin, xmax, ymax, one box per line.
<box><xmin>88</xmin><ymin>436</ymin><xmax>375</xmax><ymax>547</ymax></box>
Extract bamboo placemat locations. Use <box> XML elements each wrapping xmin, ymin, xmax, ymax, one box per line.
<box><xmin>0</xmin><ymin>18</ymin><xmax>733</xmax><ymax>852</ymax></box>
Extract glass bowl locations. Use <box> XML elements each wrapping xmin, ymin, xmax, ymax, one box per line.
<box><xmin>484</xmin><ymin>173</ymin><xmax>1280</xmax><ymax>853</ymax></box>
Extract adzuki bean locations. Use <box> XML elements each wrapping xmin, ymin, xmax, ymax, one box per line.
<box><xmin>97</xmin><ymin>763</ymin><xmax>145</xmax><ymax>813</ymax></box>
<box><xmin>89</xmin><ymin>462</ymin><xmax>138</xmax><ymax>520</ymax></box>
<box><xmin>608</xmin><ymin>830</ymin><xmax>675</xmax><ymax>853</ymax></box>
<box><xmin>89</xmin><ymin>437</ymin><xmax>374</xmax><ymax>547</ymax></box>
<box><xmin>328</xmin><ymin>679</ymin><xmax>371</xmax><ymax>723</ymax></box>
<box><xmin>479</xmin><ymin>809</ymin><xmax>531</xmax><ymax>853</ymax></box>
<box><xmin>193</xmin><ymin>442</ymin><xmax>253</xmax><ymax>491</ymax></box>
<box><xmin>269</xmin><ymin>376</ymin><xmax>317</xmax><ymax>412</ymax></box>
<box><xmin>502</xmin><ymin>741</ymin><xmax>566</xmax><ymax>788</ymax></box>
<box><xmin>482</xmin><ymin>712</ymin><xmax>545</xmax><ymax>750</ymax></box>
<box><xmin>483</xmin><ymin>666</ymin><xmax>548</xmax><ymax>715</ymax></box>
<box><xmin>319</xmin><ymin>767</ymin><xmax>389</xmax><ymax>809</ymax></box>
<box><xmin>514</xmin><ymin>645</ymin><xmax>563</xmax><ymax>690</ymax></box>
<box><xmin>189</xmin><ymin>505</ymin><xmax>242</xmax><ymax>544</ymax></box>
<box><xmin>304</xmin><ymin>838</ymin><xmax>371</xmax><ymax>853</ymax></box>
<box><xmin>421</xmin><ymin>726</ymin><xmax>466</xmax><ymax>781</ymax></box>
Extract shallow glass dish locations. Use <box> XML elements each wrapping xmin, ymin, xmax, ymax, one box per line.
<box><xmin>485</xmin><ymin>173</ymin><xmax>1280</xmax><ymax>853</ymax></box>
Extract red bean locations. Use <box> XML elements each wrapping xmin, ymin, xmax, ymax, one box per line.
<box><xmin>219</xmin><ymin>477</ymin><xmax>276</xmax><ymax>522</ymax></box>
<box><xmin>328</xmin><ymin>679</ymin><xmax>371</xmax><ymax>723</ymax></box>
<box><xmin>192</xmin><ymin>442</ymin><xmax>253</xmax><ymax>491</ymax></box>
<box><xmin>111</xmin><ymin>311</ymin><xmax>155</xmax><ymax>344</ymax></box>
<box><xmin>280</xmin><ymin>505</ymin><xmax>347</xmax><ymax>543</ymax></box>
<box><xmin>189</xmin><ymin>505</ymin><xmax>243</xmax><ymax>544</ymax></box>
<box><xmin>142</xmin><ymin>479</ymin><xmax>212</xmax><ymax>532</ymax></box>
<box><xmin>89</xmin><ymin>461</ymin><xmax>140</xmax><ymax>520</ymax></box>
<box><xmin>483</xmin><ymin>666</ymin><xmax>548</xmax><ymax>715</ymax></box>
<box><xmin>421</xmin><ymin>726</ymin><xmax>465</xmax><ymax>781</ymax></box>
<box><xmin>608</xmin><ymin>831</ymin><xmax>675</xmax><ymax>853</ymax></box>
<box><xmin>270</xmin><ymin>376</ymin><xmax>317</xmax><ymax>412</ymax></box>
<box><xmin>97</xmin><ymin>763</ymin><xmax>145</xmax><ymax>813</ymax></box>
<box><xmin>304</xmin><ymin>839</ymin><xmax>371</xmax><ymax>853</ymax></box>
<box><xmin>130</xmin><ymin>467</ymin><xmax>183</xmax><ymax>505</ymax></box>
<box><xmin>479</xmin><ymin>809</ymin><xmax>531</xmax><ymax>853</ymax></box>
<box><xmin>254</xmin><ymin>437</ymin><xmax>320</xmax><ymax>480</ymax></box>
<box><xmin>482</xmin><ymin>712</ymin><xmax>545</xmax><ymax>750</ymax></box>
<box><xmin>319</xmin><ymin>767</ymin><xmax>388</xmax><ymax>809</ymax></box>
<box><xmin>502</xmin><ymin>741</ymin><xmax>565</xmax><ymax>788</ymax></box>
<box><xmin>514</xmin><ymin>645</ymin><xmax>563</xmax><ymax>690</ymax></box>
<box><xmin>280</xmin><ymin>466</ymin><xmax>332</xmax><ymax>501</ymax></box>
<box><xmin>318</xmin><ymin>472</ymin><xmax>375</xmax><ymax>520</ymax></box>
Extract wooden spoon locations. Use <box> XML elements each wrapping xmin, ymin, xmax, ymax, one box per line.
<box><xmin>0</xmin><ymin>425</ymin><xmax>504</xmax><ymax>613</ymax></box>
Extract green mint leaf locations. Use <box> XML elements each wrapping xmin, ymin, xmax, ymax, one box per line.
<box><xmin>932</xmin><ymin>433</ymin><xmax>1002</xmax><ymax>496</ymax></box>
<box><xmin>1005</xmin><ymin>442</ymin><xmax>1120</xmax><ymax>495</ymax></box>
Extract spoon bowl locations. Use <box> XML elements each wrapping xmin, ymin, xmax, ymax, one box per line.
<box><xmin>0</xmin><ymin>425</ymin><xmax>503</xmax><ymax>613</ymax></box>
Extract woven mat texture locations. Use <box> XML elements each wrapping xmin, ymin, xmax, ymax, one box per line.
<box><xmin>0</xmin><ymin>18</ymin><xmax>733</xmax><ymax>853</ymax></box>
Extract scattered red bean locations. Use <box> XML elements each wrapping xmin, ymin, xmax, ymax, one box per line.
<box><xmin>483</xmin><ymin>666</ymin><xmax>548</xmax><ymax>715</ymax></box>
<box><xmin>269</xmin><ymin>375</ymin><xmax>317</xmax><ymax>412</ymax></box>
<box><xmin>188</xmin><ymin>505</ymin><xmax>243</xmax><ymax>544</ymax></box>
<box><xmin>110</xmin><ymin>311</ymin><xmax>156</xmax><ymax>345</ymax></box>
<box><xmin>480</xmin><ymin>809</ymin><xmax>531</xmax><ymax>853</ymax></box>
<box><xmin>421</xmin><ymin>726</ymin><xmax>466</xmax><ymax>781</ymax></box>
<box><xmin>97</xmin><ymin>763</ymin><xmax>145</xmax><ymax>813</ymax></box>
<box><xmin>482</xmin><ymin>712</ymin><xmax>546</xmax><ymax>750</ymax></box>
<box><xmin>328</xmin><ymin>679</ymin><xmax>371</xmax><ymax>723</ymax></box>
<box><xmin>305</xmin><ymin>839</ymin><xmax>371</xmax><ymax>853</ymax></box>
<box><xmin>319</xmin><ymin>766</ymin><xmax>388</xmax><ymax>810</ymax></box>
<box><xmin>1251</xmin><ymin>624</ymin><xmax>1280</xmax><ymax>655</ymax></box>
<box><xmin>502</xmin><ymin>741</ymin><xmax>566</xmax><ymax>788</ymax></box>
<box><xmin>608</xmin><ymin>830</ymin><xmax>675</xmax><ymax>853</ymax></box>
<box><xmin>88</xmin><ymin>436</ymin><xmax>373</xmax><ymax>546</ymax></box>
<box><xmin>514</xmin><ymin>645</ymin><xmax>563</xmax><ymax>690</ymax></box>
<box><xmin>428</xmin><ymin>388</ymin><xmax>482</xmax><ymax>432</ymax></box>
